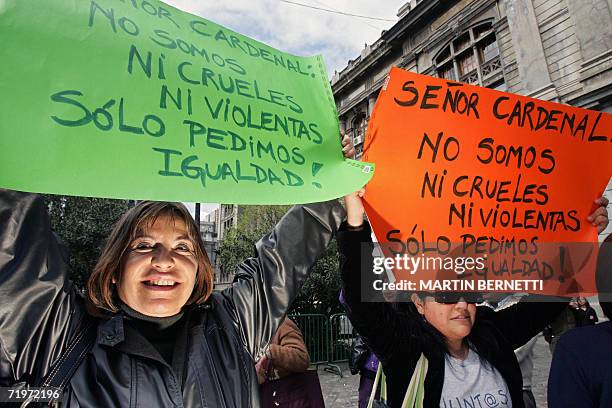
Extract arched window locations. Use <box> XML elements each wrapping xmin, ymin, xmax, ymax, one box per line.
<box><xmin>434</xmin><ymin>22</ymin><xmax>503</xmax><ymax>88</ymax></box>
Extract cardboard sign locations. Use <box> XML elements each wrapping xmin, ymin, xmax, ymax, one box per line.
<box><xmin>0</xmin><ymin>0</ymin><xmax>373</xmax><ymax>203</ymax></box>
<box><xmin>363</xmin><ymin>67</ymin><xmax>612</xmax><ymax>296</ymax></box>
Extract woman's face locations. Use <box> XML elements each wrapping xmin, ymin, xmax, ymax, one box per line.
<box><xmin>115</xmin><ymin>215</ymin><xmax>198</xmax><ymax>317</ymax></box>
<box><xmin>578</xmin><ymin>297</ymin><xmax>587</xmax><ymax>306</ymax></box>
<box><xmin>412</xmin><ymin>295</ymin><xmax>477</xmax><ymax>343</ymax></box>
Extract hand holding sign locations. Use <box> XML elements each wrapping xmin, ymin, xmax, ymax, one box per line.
<box><xmin>362</xmin><ymin>68</ymin><xmax>611</xmax><ymax>297</ymax></box>
<box><xmin>0</xmin><ymin>0</ymin><xmax>373</xmax><ymax>203</ymax></box>
<box><xmin>341</xmin><ymin>131</ymin><xmax>356</xmax><ymax>160</ymax></box>
<box><xmin>588</xmin><ymin>197</ymin><xmax>610</xmax><ymax>233</ymax></box>
<box><xmin>344</xmin><ymin>187</ymin><xmax>366</xmax><ymax>228</ymax></box>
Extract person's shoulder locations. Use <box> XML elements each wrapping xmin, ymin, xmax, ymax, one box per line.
<box><xmin>589</xmin><ymin>321</ymin><xmax>612</xmax><ymax>337</ymax></box>
<box><xmin>192</xmin><ymin>292</ymin><xmax>227</xmax><ymax>315</ymax></box>
<box><xmin>191</xmin><ymin>293</ymin><xmax>241</xmax><ymax>328</ymax></box>
<box><xmin>206</xmin><ymin>291</ymin><xmax>227</xmax><ymax>307</ymax></box>
<box><xmin>283</xmin><ymin>317</ymin><xmax>301</xmax><ymax>332</ymax></box>
<box><xmin>558</xmin><ymin>321</ymin><xmax>612</xmax><ymax>349</ymax></box>
<box><xmin>476</xmin><ymin>304</ymin><xmax>496</xmax><ymax>319</ymax></box>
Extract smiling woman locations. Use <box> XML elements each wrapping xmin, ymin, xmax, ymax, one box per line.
<box><xmin>339</xmin><ymin>190</ymin><xmax>609</xmax><ymax>408</ymax></box>
<box><xmin>88</xmin><ymin>201</ymin><xmax>212</xmax><ymax>317</ymax></box>
<box><xmin>0</xmin><ymin>188</ymin><xmax>346</xmax><ymax>407</ymax></box>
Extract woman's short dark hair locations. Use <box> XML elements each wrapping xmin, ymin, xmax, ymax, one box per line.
<box><xmin>577</xmin><ymin>297</ymin><xmax>590</xmax><ymax>307</ymax></box>
<box><xmin>87</xmin><ymin>201</ymin><xmax>213</xmax><ymax>312</ymax></box>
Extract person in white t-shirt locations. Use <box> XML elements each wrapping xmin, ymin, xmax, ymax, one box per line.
<box><xmin>339</xmin><ymin>191</ymin><xmax>609</xmax><ymax>408</ymax></box>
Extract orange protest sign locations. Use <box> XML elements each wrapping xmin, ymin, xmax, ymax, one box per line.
<box><xmin>362</xmin><ymin>67</ymin><xmax>612</xmax><ymax>297</ymax></box>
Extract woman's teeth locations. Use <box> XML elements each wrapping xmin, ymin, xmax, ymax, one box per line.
<box><xmin>146</xmin><ymin>280</ymin><xmax>176</xmax><ymax>286</ymax></box>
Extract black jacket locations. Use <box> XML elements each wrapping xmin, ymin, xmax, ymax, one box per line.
<box><xmin>339</xmin><ymin>222</ymin><xmax>567</xmax><ymax>408</ymax></box>
<box><xmin>0</xmin><ymin>190</ymin><xmax>344</xmax><ymax>407</ymax></box>
<box><xmin>575</xmin><ymin>306</ymin><xmax>599</xmax><ymax>326</ymax></box>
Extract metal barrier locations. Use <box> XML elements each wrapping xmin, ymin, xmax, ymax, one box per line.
<box><xmin>328</xmin><ymin>313</ymin><xmax>354</xmax><ymax>363</ymax></box>
<box><xmin>289</xmin><ymin>314</ymin><xmax>329</xmax><ymax>365</ymax></box>
<box><xmin>289</xmin><ymin>313</ymin><xmax>355</xmax><ymax>377</ymax></box>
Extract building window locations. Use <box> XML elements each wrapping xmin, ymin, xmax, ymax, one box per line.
<box><xmin>473</xmin><ymin>24</ymin><xmax>491</xmax><ymax>39</ymax></box>
<box><xmin>453</xmin><ymin>33</ymin><xmax>471</xmax><ymax>53</ymax></box>
<box><xmin>438</xmin><ymin>47</ymin><xmax>451</xmax><ymax>62</ymax></box>
<box><xmin>434</xmin><ymin>22</ymin><xmax>504</xmax><ymax>88</ymax></box>
<box><xmin>457</xmin><ymin>51</ymin><xmax>477</xmax><ymax>76</ymax></box>
<box><xmin>439</xmin><ymin>62</ymin><xmax>456</xmax><ymax>81</ymax></box>
<box><xmin>479</xmin><ymin>35</ymin><xmax>499</xmax><ymax>63</ymax></box>
<box><xmin>352</xmin><ymin>114</ymin><xmax>367</xmax><ymax>146</ymax></box>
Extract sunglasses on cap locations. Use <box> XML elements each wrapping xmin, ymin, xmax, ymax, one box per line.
<box><xmin>424</xmin><ymin>292</ymin><xmax>485</xmax><ymax>304</ymax></box>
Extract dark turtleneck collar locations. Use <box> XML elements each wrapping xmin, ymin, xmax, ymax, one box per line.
<box><xmin>119</xmin><ymin>301</ymin><xmax>185</xmax><ymax>330</ymax></box>
<box><xmin>117</xmin><ymin>301</ymin><xmax>192</xmax><ymax>372</ymax></box>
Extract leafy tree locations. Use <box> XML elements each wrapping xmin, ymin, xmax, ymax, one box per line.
<box><xmin>45</xmin><ymin>195</ymin><xmax>130</xmax><ymax>289</ymax></box>
<box><xmin>217</xmin><ymin>205</ymin><xmax>343</xmax><ymax>315</ymax></box>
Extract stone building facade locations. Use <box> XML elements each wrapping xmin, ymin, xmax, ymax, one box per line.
<box><xmin>332</xmin><ymin>0</ymin><xmax>611</xmax><ymax>236</ymax></box>
<box><xmin>332</xmin><ymin>0</ymin><xmax>611</xmax><ymax>154</ymax></box>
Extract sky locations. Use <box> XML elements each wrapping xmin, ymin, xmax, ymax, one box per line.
<box><xmin>164</xmin><ymin>0</ymin><xmax>408</xmax><ymax>216</ymax></box>
<box><xmin>163</xmin><ymin>0</ymin><xmax>408</xmax><ymax>77</ymax></box>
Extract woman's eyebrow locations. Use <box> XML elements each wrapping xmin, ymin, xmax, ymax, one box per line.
<box><xmin>133</xmin><ymin>232</ymin><xmax>191</xmax><ymax>241</ymax></box>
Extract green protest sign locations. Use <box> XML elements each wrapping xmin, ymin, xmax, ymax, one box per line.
<box><xmin>0</xmin><ymin>0</ymin><xmax>373</xmax><ymax>203</ymax></box>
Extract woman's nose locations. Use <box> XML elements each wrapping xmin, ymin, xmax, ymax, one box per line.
<box><xmin>152</xmin><ymin>247</ymin><xmax>175</xmax><ymax>270</ymax></box>
<box><xmin>455</xmin><ymin>300</ymin><xmax>469</xmax><ymax>309</ymax></box>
